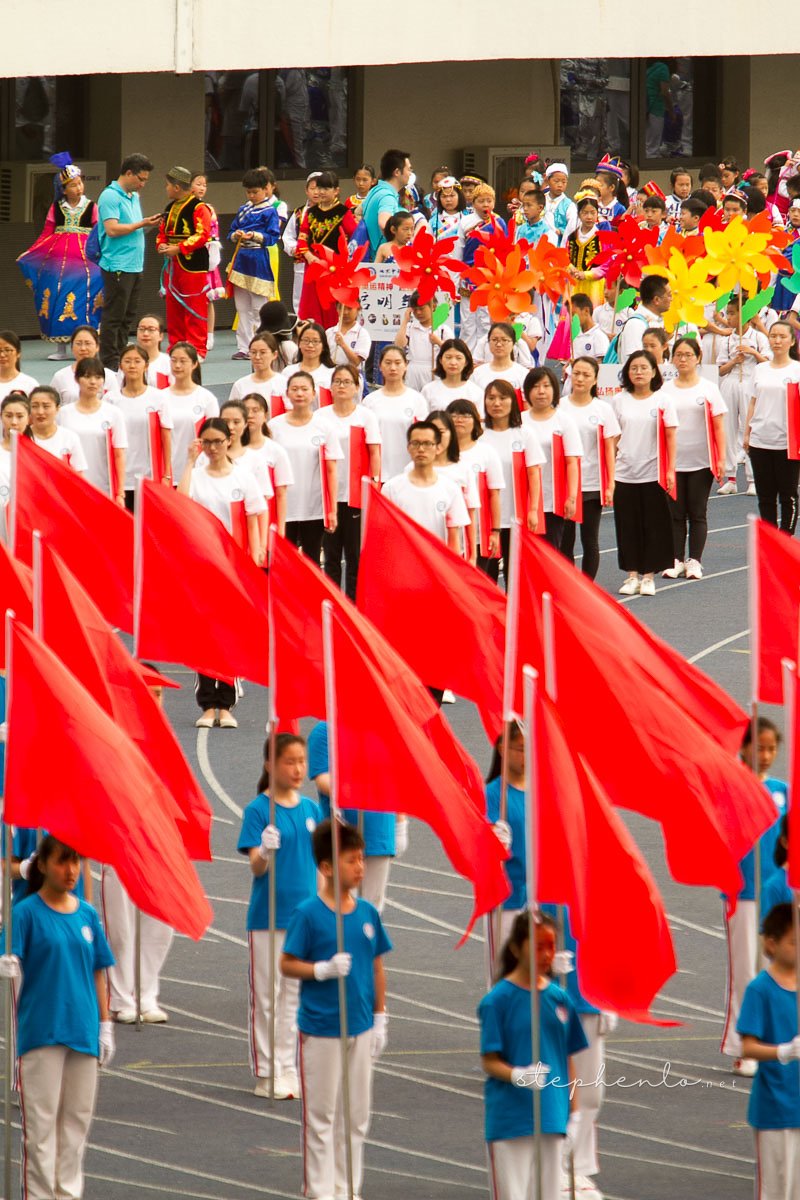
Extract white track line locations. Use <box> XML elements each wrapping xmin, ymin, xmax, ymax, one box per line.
<box><xmin>195</xmin><ymin>728</ymin><xmax>243</xmax><ymax>818</ymax></box>
<box><xmin>688</xmin><ymin>629</ymin><xmax>749</xmax><ymax>664</ymax></box>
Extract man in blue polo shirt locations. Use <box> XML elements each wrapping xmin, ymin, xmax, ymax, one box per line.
<box><xmin>360</xmin><ymin>147</ymin><xmax>412</xmax><ymax>259</ymax></box>
<box><xmin>97</xmin><ymin>153</ymin><xmax>160</xmax><ymax>370</ymax></box>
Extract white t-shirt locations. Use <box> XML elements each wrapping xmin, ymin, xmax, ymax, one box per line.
<box><xmin>612</xmin><ymin>392</ymin><xmax>679</xmax><ymax>484</ymax></box>
<box><xmin>750</xmin><ymin>361</ymin><xmax>800</xmax><ymax>451</ymax></box>
<box><xmin>194</xmin><ymin>448</ymin><xmax>276</xmax><ymax>501</ymax></box>
<box><xmin>481</xmin><ymin>425</ymin><xmax>547</xmax><ymax>526</ymax></box>
<box><xmin>0</xmin><ymin>372</ymin><xmax>38</xmax><ymax>401</ymax></box>
<box><xmin>522</xmin><ymin>409</ymin><xmax>584</xmax><ymax>512</ymax></box>
<box><xmin>58</xmin><ymin>401</ymin><xmax>128</xmax><ymax>495</ymax></box>
<box><xmin>717</xmin><ymin>331</ymin><xmax>772</xmax><ymax>391</ymax></box>
<box><xmin>32</xmin><ymin>426</ymin><xmax>89</xmax><ymax>472</ymax></box>
<box><xmin>474</xmin><ymin>319</ymin><xmax>542</xmax><ymax>369</ymax></box>
<box><xmin>382</xmin><ymin>471</ymin><xmax>470</xmax><ymax>542</ymax></box>
<box><xmin>164</xmin><ymin>387</ymin><xmax>220</xmax><ymax>480</ymax></box>
<box><xmin>117</xmin><ymin>353</ymin><xmax>172</xmax><ymax>390</ymax></box>
<box><xmin>472</xmin><ymin>362</ymin><xmax>529</xmax><ymax>399</ymax></box>
<box><xmin>188</xmin><ymin>463</ymin><xmax>267</xmax><ymax>535</ymax></box>
<box><xmin>242</xmin><ymin>441</ymin><xmax>294</xmax><ymax>489</ymax></box>
<box><xmin>660</xmin><ymin>380</ymin><xmax>727</xmax><ymax>473</ymax></box>
<box><xmin>572</xmin><ymin>326</ymin><xmax>610</xmax><ymax>362</ymax></box>
<box><xmin>421</xmin><ymin>377</ymin><xmax>485</xmax><ymax>417</ymax></box>
<box><xmin>459</xmin><ymin>439</ymin><xmax>506</xmax><ymax>492</ymax></box>
<box><xmin>362</xmin><ymin>387</ymin><xmax>428</xmax><ymax>481</ymax></box>
<box><xmin>116</xmin><ymin>387</ymin><xmax>174</xmax><ymax>490</ymax></box>
<box><xmin>51</xmin><ymin>365</ymin><xmax>120</xmax><ymax>407</ymax></box>
<box><xmin>0</xmin><ymin>443</ymin><xmax>11</xmax><ymax>507</ymax></box>
<box><xmin>618</xmin><ymin>307</ymin><xmax>664</xmax><ymax>362</ymax></box>
<box><xmin>269</xmin><ymin>412</ymin><xmax>344</xmax><ymax>521</ymax></box>
<box><xmin>405</xmin><ymin>457</ymin><xmax>480</xmax><ymax>509</ymax></box>
<box><xmin>283</xmin><ymin>362</ymin><xmax>334</xmax><ymax>408</ymax></box>
<box><xmin>563</xmin><ymin>398</ymin><xmax>621</xmax><ymax>491</ymax></box>
<box><xmin>593</xmin><ymin>302</ymin><xmax>635</xmax><ymax>339</ymax></box>
<box><xmin>314</xmin><ymin>406</ymin><xmax>382</xmax><ymax>503</ymax></box>
<box><xmin>326</xmin><ymin>323</ymin><xmax>371</xmax><ymax>365</ymax></box>
<box><xmin>404</xmin><ymin>318</ymin><xmax>455</xmax><ymax>369</ymax></box>
<box><xmin>228</xmin><ymin>373</ymin><xmax>286</xmax><ymax>404</ymax></box>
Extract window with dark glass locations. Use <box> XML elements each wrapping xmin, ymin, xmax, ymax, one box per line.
<box><xmin>1</xmin><ymin>76</ymin><xmax>87</xmax><ymax>162</ymax></box>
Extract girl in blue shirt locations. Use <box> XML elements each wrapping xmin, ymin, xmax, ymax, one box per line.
<box><xmin>485</xmin><ymin>721</ymin><xmax>527</xmax><ymax>981</ymax></box>
<box><xmin>237</xmin><ymin>733</ymin><xmax>321</xmax><ymax>1101</ymax></box>
<box><xmin>479</xmin><ymin>911</ymin><xmax>587</xmax><ymax>1200</ymax></box>
<box><xmin>762</xmin><ymin>816</ymin><xmax>792</xmax><ymax>918</ymax></box>
<box><xmin>738</xmin><ymin>902</ymin><xmax>800</xmax><ymax>1199</ymax></box>
<box><xmin>2</xmin><ymin>836</ymin><xmax>114</xmax><ymax>1200</ymax></box>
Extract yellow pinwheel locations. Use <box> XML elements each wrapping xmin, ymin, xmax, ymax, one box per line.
<box><xmin>702</xmin><ymin>216</ymin><xmax>775</xmax><ymax>294</ymax></box>
<box><xmin>642</xmin><ymin>249</ymin><xmax>719</xmax><ymax>333</ymax></box>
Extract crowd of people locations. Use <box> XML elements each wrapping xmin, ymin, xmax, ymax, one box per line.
<box><xmin>1</xmin><ymin>143</ymin><xmax>800</xmax><ymax>1200</ymax></box>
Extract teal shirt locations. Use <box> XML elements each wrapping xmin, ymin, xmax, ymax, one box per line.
<box><xmin>361</xmin><ymin>181</ymin><xmax>402</xmax><ymax>258</ymax></box>
<box><xmin>97</xmin><ymin>181</ymin><xmax>145</xmax><ymax>272</ymax></box>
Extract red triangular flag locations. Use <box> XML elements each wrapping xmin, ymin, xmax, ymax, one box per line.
<box><xmin>357</xmin><ymin>487</ymin><xmax>506</xmax><ymax>739</ymax></box>
<box><xmin>750</xmin><ymin>516</ymin><xmax>800</xmax><ymax>704</ymax></box>
<box><xmin>319</xmin><ymin>446</ymin><xmax>335</xmax><ymax>531</ymax></box>
<box><xmin>319</xmin><ymin>385</ymin><xmax>333</xmax><ymax>408</ymax></box>
<box><xmin>514</xmin><ymin>387</ymin><xmax>525</xmax><ymax>413</ymax></box>
<box><xmin>657</xmin><ymin>407</ymin><xmax>676</xmax><ymax>499</ymax></box>
<box><xmin>788</xmin><ymin>383</ymin><xmax>800</xmax><ymax>462</ymax></box>
<box><xmin>5</xmin><ymin>617</ymin><xmax>212</xmax><ymax>938</ymax></box>
<box><xmin>36</xmin><ymin>540</ymin><xmax>213</xmax><ymax>859</ymax></box>
<box><xmin>265</xmin><ymin>462</ymin><xmax>278</xmax><ymax>530</ymax></box>
<box><xmin>551</xmin><ymin>431</ymin><xmax>583</xmax><ymax>524</ymax></box>
<box><xmin>148</xmin><ymin>410</ymin><xmax>165</xmax><ymax>481</ymax></box>
<box><xmin>11</xmin><ymin>434</ymin><xmax>134</xmax><ymax>631</ymax></box>
<box><xmin>704</xmin><ymin>399</ymin><xmax>724</xmax><ymax>476</ymax></box>
<box><xmin>348</xmin><ymin>425</ymin><xmax>370</xmax><ymax>509</ymax></box>
<box><xmin>512</xmin><ymin>449</ymin><xmax>545</xmax><ymax>535</ymax></box>
<box><xmin>106</xmin><ymin>427</ymin><xmax>119</xmax><ymax>500</ymax></box>
<box><xmin>135</xmin><ymin>478</ymin><xmax>269</xmax><ymax>684</ymax></box>
<box><xmin>155</xmin><ymin>372</ymin><xmax>170</xmax><ymax>390</ymax></box>
<box><xmin>597</xmin><ymin>423</ymin><xmax>610</xmax><ymax>500</ymax></box>
<box><xmin>325</xmin><ymin>603</ymin><xmax>509</xmax><ymax>940</ymax></box>
<box><xmin>477</xmin><ymin>470</ymin><xmax>499</xmax><ymax>559</ymax></box>
<box><xmin>0</xmin><ymin>540</ymin><xmax>32</xmax><ymax>669</ymax></box>
<box><xmin>270</xmin><ymin>394</ymin><xmax>287</xmax><ymax>420</ymax></box>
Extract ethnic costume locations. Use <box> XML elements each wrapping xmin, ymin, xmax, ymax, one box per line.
<box><xmin>297</xmin><ymin>202</ymin><xmax>357</xmax><ymax>327</ymax></box>
<box><xmin>567</xmin><ymin>227</ymin><xmax>607</xmax><ymax>307</ymax></box>
<box><xmin>227</xmin><ymin>200</ymin><xmax>282</xmax><ymax>354</ymax></box>
<box><xmin>17</xmin><ymin>191</ymin><xmax>102</xmax><ymax>346</ymax></box>
<box><xmin>157</xmin><ymin>192</ymin><xmax>213</xmax><ymax>358</ymax></box>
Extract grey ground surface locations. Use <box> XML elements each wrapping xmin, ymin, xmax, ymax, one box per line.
<box><xmin>3</xmin><ymin>332</ymin><xmax>769</xmax><ymax>1198</ymax></box>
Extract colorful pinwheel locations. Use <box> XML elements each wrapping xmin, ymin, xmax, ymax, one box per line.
<box><xmin>462</xmin><ymin>244</ymin><xmax>538</xmax><ymax>322</ymax></box>
<box><xmin>642</xmin><ymin>249</ymin><xmax>720</xmax><ymax>332</ymax></box>
<box><xmin>304</xmin><ymin>230</ymin><xmax>374</xmax><ymax>308</ymax></box>
<box><xmin>592</xmin><ymin>215</ymin><xmax>659</xmax><ymax>288</ymax></box>
<box><xmin>703</xmin><ymin>216</ymin><xmax>780</xmax><ymax>294</ymax></box>
<box><xmin>526</xmin><ymin>238</ymin><xmax>572</xmax><ymax>305</ymax></box>
<box><xmin>392</xmin><ymin>227</ymin><xmax>462</xmax><ymax>304</ymax></box>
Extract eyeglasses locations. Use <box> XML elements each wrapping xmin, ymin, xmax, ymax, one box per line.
<box><xmin>201</xmin><ymin>438</ymin><xmax>227</xmax><ymax>448</ymax></box>
<box><xmin>138</xmin><ymin>324</ymin><xmax>161</xmax><ymax>333</ymax></box>
<box><xmin>408</xmin><ymin>441</ymin><xmax>437</xmax><ymax>450</ymax></box>
<box><xmin>489</xmin><ymin>337</ymin><xmax>512</xmax><ymax>345</ymax></box>
<box><xmin>672</xmin><ymin>352</ymin><xmax>697</xmax><ymax>360</ymax></box>
<box><xmin>299</xmin><ymin>338</ymin><xmax>322</xmax><ymax>347</ymax></box>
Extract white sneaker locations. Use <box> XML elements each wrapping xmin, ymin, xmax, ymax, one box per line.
<box><xmin>274</xmin><ymin>1072</ymin><xmax>300</xmax><ymax>1100</ymax></box>
<box><xmin>747</xmin><ymin>483</ymin><xmax>757</xmax><ymax>496</ymax></box>
<box><xmin>717</xmin><ymin>479</ymin><xmax>738</xmax><ymax>495</ymax></box>
<box><xmin>618</xmin><ymin>576</ymin><xmax>640</xmax><ymax>596</ymax></box>
<box><xmin>639</xmin><ymin>576</ymin><xmax>656</xmax><ymax>596</ymax></box>
<box><xmin>574</xmin><ymin>1176</ymin><xmax>604</xmax><ymax>1200</ymax></box>
<box><xmin>115</xmin><ymin>1008</ymin><xmax>137</xmax><ymax>1024</ymax></box>
<box><xmin>733</xmin><ymin>1057</ymin><xmax>758</xmax><ymax>1077</ymax></box>
<box><xmin>662</xmin><ymin>559</ymin><xmax>685</xmax><ymax>579</ymax></box>
<box><xmin>47</xmin><ymin>345</ymin><xmax>69</xmax><ymax>361</ymax></box>
<box><xmin>684</xmin><ymin>558</ymin><xmax>703</xmax><ymax>580</ymax></box>
<box><xmin>141</xmin><ymin>1006</ymin><xmax>169</xmax><ymax>1024</ymax></box>
<box><xmin>441</xmin><ymin>689</ymin><xmax>456</xmax><ymax>704</ymax></box>
<box><xmin>253</xmin><ymin>1076</ymin><xmax>272</xmax><ymax>1097</ymax></box>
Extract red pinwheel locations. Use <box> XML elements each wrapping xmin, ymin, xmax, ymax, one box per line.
<box><xmin>462</xmin><ymin>243</ymin><xmax>537</xmax><ymax>322</ymax></box>
<box><xmin>526</xmin><ymin>238</ymin><xmax>572</xmax><ymax>305</ymax></box>
<box><xmin>473</xmin><ymin>221</ymin><xmax>531</xmax><ymax>265</ymax></box>
<box><xmin>593</xmin><ymin>215</ymin><xmax>659</xmax><ymax>288</ymax></box>
<box><xmin>304</xmin><ymin>230</ymin><xmax>374</xmax><ymax>308</ymax></box>
<box><xmin>392</xmin><ymin>227</ymin><xmax>463</xmax><ymax>304</ymax></box>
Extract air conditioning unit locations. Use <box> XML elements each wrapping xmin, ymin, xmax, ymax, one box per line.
<box><xmin>460</xmin><ymin>146</ymin><xmax>571</xmax><ymax>202</ymax></box>
<box><xmin>0</xmin><ymin>161</ymin><xmax>108</xmax><ymax>225</ymax></box>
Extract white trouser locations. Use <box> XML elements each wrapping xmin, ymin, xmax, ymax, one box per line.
<box><xmin>488</xmin><ymin>1134</ymin><xmax>562</xmax><ymax>1200</ymax></box>
<box><xmin>101</xmin><ymin>865</ymin><xmax>174</xmax><ymax>1014</ymax></box>
<box><xmin>721</xmin><ymin>377</ymin><xmax>754</xmax><ymax>479</ymax></box>
<box><xmin>19</xmin><ymin>1046</ymin><xmax>98</xmax><ymax>1200</ymax></box>
<box><xmin>248</xmin><ymin>928</ymin><xmax>299</xmax><ymax>1079</ymax></box>
<box><xmin>233</xmin><ymin>286</ymin><xmax>266</xmax><ymax>354</ymax></box>
<box><xmin>459</xmin><ymin>301</ymin><xmax>490</xmax><ymax>353</ymax></box>
<box><xmin>757</xmin><ymin>1129</ymin><xmax>800</xmax><ymax>1199</ymax></box>
<box><xmin>485</xmin><ymin>908</ymin><xmax>521</xmax><ymax>990</ymax></box>
<box><xmin>722</xmin><ymin>899</ymin><xmax>759</xmax><ymax>1057</ymax></box>
<box><xmin>292</xmin><ymin>264</ymin><xmax>306</xmax><ymax>315</ymax></box>
<box><xmin>299</xmin><ymin>1029</ymin><xmax>372</xmax><ymax>1199</ymax></box>
<box><xmin>569</xmin><ymin>1014</ymin><xmax>604</xmax><ymax>1177</ymax></box>
<box><xmin>360</xmin><ymin>856</ymin><xmax>391</xmax><ymax>914</ymax></box>
<box><xmin>406</xmin><ymin>362</ymin><xmax>435</xmax><ymax>393</ymax></box>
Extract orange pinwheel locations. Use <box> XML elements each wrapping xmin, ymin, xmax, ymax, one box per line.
<box><xmin>463</xmin><ymin>244</ymin><xmax>537</xmax><ymax>322</ymax></box>
<box><xmin>392</xmin><ymin>227</ymin><xmax>462</xmax><ymax>304</ymax></box>
<box><xmin>526</xmin><ymin>238</ymin><xmax>572</xmax><ymax>305</ymax></box>
<box><xmin>304</xmin><ymin>230</ymin><xmax>374</xmax><ymax>308</ymax></box>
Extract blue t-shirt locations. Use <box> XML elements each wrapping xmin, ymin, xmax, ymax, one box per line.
<box><xmin>4</xmin><ymin>826</ymin><xmax>85</xmax><ymax>906</ymax></box>
<box><xmin>237</xmin><ymin>794</ymin><xmax>321</xmax><ymax>931</ymax></box>
<box><xmin>540</xmin><ymin>903</ymin><xmax>598</xmax><ymax>1016</ymax></box>
<box><xmin>762</xmin><ymin>867</ymin><xmax>792</xmax><ymax>921</ymax></box>
<box><xmin>283</xmin><ymin>895</ymin><xmax>392</xmax><ymax>1037</ymax></box>
<box><xmin>307</xmin><ymin>721</ymin><xmax>396</xmax><ymax>857</ymax></box>
<box><xmin>97</xmin><ymin>181</ymin><xmax>145</xmax><ymax>272</ymax></box>
<box><xmin>738</xmin><ymin>778</ymin><xmax>787</xmax><ymax>900</ymax></box>
<box><xmin>479</xmin><ymin>978</ymin><xmax>588</xmax><ymax>1141</ymax></box>
<box><xmin>485</xmin><ymin>777</ymin><xmax>526</xmax><ymax>911</ymax></box>
<box><xmin>738</xmin><ymin>969</ymin><xmax>800</xmax><ymax>1129</ymax></box>
<box><xmin>361</xmin><ymin>181</ymin><xmax>402</xmax><ymax>258</ymax></box>
<box><xmin>12</xmin><ymin>894</ymin><xmax>114</xmax><ymax>1058</ymax></box>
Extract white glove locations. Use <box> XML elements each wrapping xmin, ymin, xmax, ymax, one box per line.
<box><xmin>493</xmin><ymin>820</ymin><xmax>512</xmax><ymax>851</ymax></box>
<box><xmin>777</xmin><ymin>1036</ymin><xmax>800</xmax><ymax>1063</ymax></box>
<box><xmin>258</xmin><ymin>824</ymin><xmax>281</xmax><ymax>860</ymax></box>
<box><xmin>98</xmin><ymin>1021</ymin><xmax>115</xmax><ymax>1067</ymax></box>
<box><xmin>18</xmin><ymin>855</ymin><xmax>35</xmax><ymax>882</ymax></box>
<box><xmin>313</xmin><ymin>953</ymin><xmax>352</xmax><ymax>981</ymax></box>
<box><xmin>564</xmin><ymin>1110</ymin><xmax>581</xmax><ymax>1151</ymax></box>
<box><xmin>553</xmin><ymin>950</ymin><xmax>575</xmax><ymax>976</ymax></box>
<box><xmin>371</xmin><ymin>1012</ymin><xmax>388</xmax><ymax>1059</ymax></box>
<box><xmin>394</xmin><ymin>819</ymin><xmax>409</xmax><ymax>858</ymax></box>
<box><xmin>599</xmin><ymin>1011</ymin><xmax>619</xmax><ymax>1036</ymax></box>
<box><xmin>0</xmin><ymin>954</ymin><xmax>21</xmax><ymax>980</ymax></box>
<box><xmin>510</xmin><ymin>1062</ymin><xmax>550</xmax><ymax>1089</ymax></box>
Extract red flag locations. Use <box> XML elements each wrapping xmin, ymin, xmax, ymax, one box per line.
<box><xmin>11</xmin><ymin>434</ymin><xmax>134</xmax><ymax>632</ymax></box>
<box><xmin>148</xmin><ymin>410</ymin><xmax>165</xmax><ymax>481</ymax></box>
<box><xmin>271</xmin><ymin>393</ymin><xmax>287</xmax><ymax>420</ymax></box>
<box><xmin>788</xmin><ymin>383</ymin><xmax>800</xmax><ymax>462</ymax></box>
<box><xmin>0</xmin><ymin>540</ymin><xmax>32</xmax><ymax>669</ymax></box>
<box><xmin>266</xmin><ymin>462</ymin><xmax>278</xmax><ymax>530</ymax></box>
<box><xmin>135</xmin><ymin>478</ymin><xmax>269</xmax><ymax>685</ymax></box>
<box><xmin>5</xmin><ymin>617</ymin><xmax>212</xmax><ymax>938</ymax></box>
<box><xmin>784</xmin><ymin>660</ymin><xmax>800</xmax><ymax>889</ymax></box>
<box><xmin>318</xmin><ymin>386</ymin><xmax>333</xmax><ymax>408</ymax></box>
<box><xmin>348</xmin><ymin>425</ymin><xmax>371</xmax><ymax>509</ymax></box>
<box><xmin>35</xmin><ymin>540</ymin><xmax>212</xmax><ymax>859</ymax></box>
<box><xmin>319</xmin><ymin>447</ymin><xmax>335</xmax><ymax>531</ymax></box>
<box><xmin>106</xmin><ymin>428</ymin><xmax>119</xmax><ymax>500</ymax></box>
<box><xmin>324</xmin><ymin>602</ymin><xmax>509</xmax><ymax>939</ymax></box>
<box><xmin>356</xmin><ymin>487</ymin><xmax>506</xmax><ymax>739</ymax></box>
<box><xmin>512</xmin><ymin>449</ymin><xmax>545</xmax><ymax>535</ymax></box>
<box><xmin>750</xmin><ymin>516</ymin><xmax>800</xmax><ymax>704</ymax></box>
<box><xmin>657</xmin><ymin>407</ymin><xmax>676</xmax><ymax>499</ymax></box>
<box><xmin>155</xmin><ymin>372</ymin><xmax>170</xmax><ymax>390</ymax></box>
<box><xmin>230</xmin><ymin>499</ymin><xmax>248</xmax><ymax>551</ymax></box>
<box><xmin>514</xmin><ymin>387</ymin><xmax>525</xmax><ymax>413</ymax></box>
<box><xmin>597</xmin><ymin>423</ymin><xmax>610</xmax><ymax>500</ymax></box>
<box><xmin>705</xmin><ymin>399</ymin><xmax>724</xmax><ymax>475</ymax></box>
<box><xmin>551</xmin><ymin>431</ymin><xmax>583</xmax><ymax>523</ymax></box>
<box><xmin>477</xmin><ymin>470</ymin><xmax>499</xmax><ymax>558</ymax></box>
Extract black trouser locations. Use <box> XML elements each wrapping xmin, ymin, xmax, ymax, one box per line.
<box><xmin>561</xmin><ymin>493</ymin><xmax>603</xmax><ymax>579</ymax></box>
<box><xmin>100</xmin><ymin>269</ymin><xmax>142</xmax><ymax>370</ymax></box>
<box><xmin>195</xmin><ymin>673</ymin><xmax>236</xmax><ymax>711</ymax></box>
<box><xmin>286</xmin><ymin>518</ymin><xmax>325</xmax><ymax>566</ymax></box>
<box><xmin>542</xmin><ymin>512</ymin><xmax>565</xmax><ymax>554</ymax></box>
<box><xmin>322</xmin><ymin>502</ymin><xmax>362</xmax><ymax>601</ymax></box>
<box><xmin>613</xmin><ymin>480</ymin><xmax>674</xmax><ymax>574</ymax></box>
<box><xmin>749</xmin><ymin>446</ymin><xmax>800</xmax><ymax>534</ymax></box>
<box><xmin>668</xmin><ymin>468</ymin><xmax>714</xmax><ymax>561</ymax></box>
<box><xmin>479</xmin><ymin>527</ymin><xmax>511</xmax><ymax>589</ymax></box>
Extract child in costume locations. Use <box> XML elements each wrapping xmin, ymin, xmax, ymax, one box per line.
<box><xmin>227</xmin><ymin>168</ymin><xmax>282</xmax><ymax>359</ymax></box>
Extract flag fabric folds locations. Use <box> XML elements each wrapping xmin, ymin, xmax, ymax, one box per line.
<box><xmin>750</xmin><ymin>516</ymin><xmax>800</xmax><ymax>705</ymax></box>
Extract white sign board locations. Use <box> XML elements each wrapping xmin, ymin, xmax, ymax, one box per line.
<box><xmin>359</xmin><ymin>264</ymin><xmax>413</xmax><ymax>342</ymax></box>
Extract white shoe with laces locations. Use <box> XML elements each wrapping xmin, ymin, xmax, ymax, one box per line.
<box><xmin>639</xmin><ymin>577</ymin><xmax>656</xmax><ymax>596</ymax></box>
<box><xmin>717</xmin><ymin>479</ymin><xmax>738</xmax><ymax>495</ymax></box>
<box><xmin>618</xmin><ymin>576</ymin><xmax>640</xmax><ymax>596</ymax></box>
<box><xmin>662</xmin><ymin>559</ymin><xmax>685</xmax><ymax>579</ymax></box>
<box><xmin>684</xmin><ymin>558</ymin><xmax>703</xmax><ymax>580</ymax></box>
<box><xmin>747</xmin><ymin>482</ymin><xmax>757</xmax><ymax>496</ymax></box>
